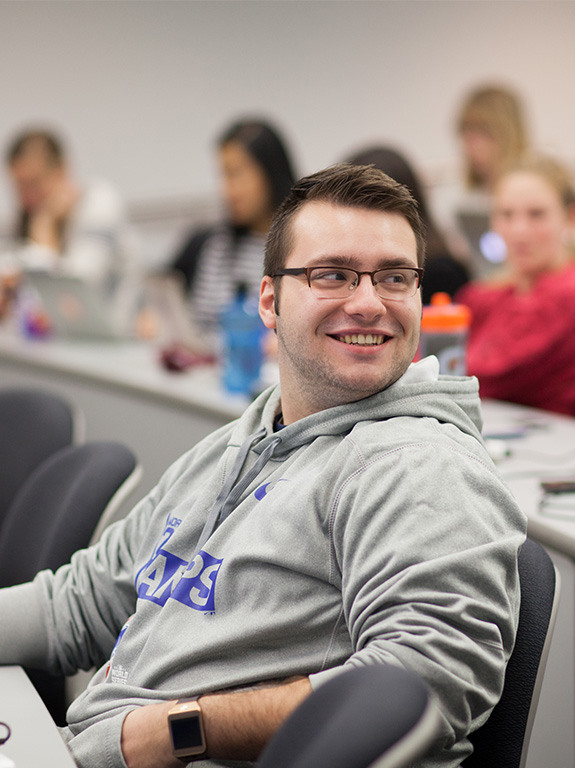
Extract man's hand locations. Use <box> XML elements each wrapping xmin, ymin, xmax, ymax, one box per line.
<box><xmin>121</xmin><ymin>677</ymin><xmax>312</xmax><ymax>768</ymax></box>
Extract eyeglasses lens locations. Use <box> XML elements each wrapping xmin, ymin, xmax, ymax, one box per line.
<box><xmin>308</xmin><ymin>268</ymin><xmax>418</xmax><ymax>300</ymax></box>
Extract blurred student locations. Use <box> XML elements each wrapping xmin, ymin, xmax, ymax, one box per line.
<box><xmin>171</xmin><ymin>118</ymin><xmax>297</xmax><ymax>334</ymax></box>
<box><xmin>4</xmin><ymin>128</ymin><xmax>137</xmax><ymax>285</ymax></box>
<box><xmin>433</xmin><ymin>84</ymin><xmax>530</xmax><ymax>278</ymax></box>
<box><xmin>456</xmin><ymin>155</ymin><xmax>575</xmax><ymax>415</ymax></box>
<box><xmin>0</xmin><ymin>128</ymin><xmax>139</xmax><ymax>325</ymax></box>
<box><xmin>346</xmin><ymin>145</ymin><xmax>469</xmax><ymax>303</ymax></box>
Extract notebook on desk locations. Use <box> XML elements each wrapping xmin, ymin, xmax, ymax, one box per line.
<box><xmin>23</xmin><ymin>270</ymin><xmax>130</xmax><ymax>341</ymax></box>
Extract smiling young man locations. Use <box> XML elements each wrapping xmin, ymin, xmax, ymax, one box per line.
<box><xmin>260</xmin><ymin>194</ymin><xmax>423</xmax><ymax>422</ymax></box>
<box><xmin>0</xmin><ymin>164</ymin><xmax>526</xmax><ymax>768</ymax></box>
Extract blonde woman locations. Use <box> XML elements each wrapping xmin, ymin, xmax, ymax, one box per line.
<box><xmin>458</xmin><ymin>84</ymin><xmax>529</xmax><ymax>192</ymax></box>
<box><xmin>433</xmin><ymin>84</ymin><xmax>530</xmax><ymax>277</ymax></box>
<box><xmin>456</xmin><ymin>155</ymin><xmax>575</xmax><ymax>415</ymax></box>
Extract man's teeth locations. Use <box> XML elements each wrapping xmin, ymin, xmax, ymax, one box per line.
<box><xmin>338</xmin><ymin>333</ymin><xmax>385</xmax><ymax>345</ymax></box>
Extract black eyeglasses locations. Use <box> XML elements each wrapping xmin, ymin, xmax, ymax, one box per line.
<box><xmin>273</xmin><ymin>266</ymin><xmax>423</xmax><ymax>301</ymax></box>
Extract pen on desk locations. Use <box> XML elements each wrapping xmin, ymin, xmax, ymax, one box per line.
<box><xmin>483</xmin><ymin>431</ymin><xmax>527</xmax><ymax>440</ymax></box>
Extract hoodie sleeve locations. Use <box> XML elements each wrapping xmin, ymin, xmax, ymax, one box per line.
<box><xmin>0</xmin><ymin>417</ymin><xmax>240</xmax><ymax>677</ymax></box>
<box><xmin>0</xmin><ymin>488</ymin><xmax>157</xmax><ymax>675</ymax></box>
<box><xmin>311</xmin><ymin>439</ymin><xmax>526</xmax><ymax>754</ymax></box>
<box><xmin>0</xmin><ymin>437</ymin><xmax>206</xmax><ymax>676</ymax></box>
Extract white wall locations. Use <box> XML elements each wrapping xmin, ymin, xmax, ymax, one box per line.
<box><xmin>0</xmin><ymin>0</ymin><xmax>573</xmax><ymax>218</ymax></box>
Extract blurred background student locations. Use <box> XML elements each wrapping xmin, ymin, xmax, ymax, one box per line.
<box><xmin>456</xmin><ymin>155</ymin><xmax>575</xmax><ymax>415</ymax></box>
<box><xmin>0</xmin><ymin>128</ymin><xmax>139</xmax><ymax>323</ymax></box>
<box><xmin>4</xmin><ymin>128</ymin><xmax>138</xmax><ymax>283</ymax></box>
<box><xmin>170</xmin><ymin>117</ymin><xmax>297</xmax><ymax>335</ymax></box>
<box><xmin>433</xmin><ymin>83</ymin><xmax>531</xmax><ymax>279</ymax></box>
<box><xmin>346</xmin><ymin>145</ymin><xmax>469</xmax><ymax>303</ymax></box>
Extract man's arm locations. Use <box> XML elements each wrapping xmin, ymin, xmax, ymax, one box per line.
<box><xmin>0</xmin><ymin>582</ymin><xmax>50</xmax><ymax>666</ymax></box>
<box><xmin>326</xmin><ymin>440</ymin><xmax>526</xmax><ymax>752</ymax></box>
<box><xmin>121</xmin><ymin>677</ymin><xmax>312</xmax><ymax>768</ymax></box>
<box><xmin>0</xmin><ymin>474</ymin><xmax>165</xmax><ymax>675</ymax></box>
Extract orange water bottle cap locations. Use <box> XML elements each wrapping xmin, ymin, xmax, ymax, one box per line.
<box><xmin>421</xmin><ymin>293</ymin><xmax>471</xmax><ymax>332</ymax></box>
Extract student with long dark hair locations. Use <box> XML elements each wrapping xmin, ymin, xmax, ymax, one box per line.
<box><xmin>171</xmin><ymin>118</ymin><xmax>297</xmax><ymax>333</ymax></box>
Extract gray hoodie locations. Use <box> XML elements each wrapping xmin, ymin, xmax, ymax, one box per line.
<box><xmin>0</xmin><ymin>362</ymin><xmax>526</xmax><ymax>767</ymax></box>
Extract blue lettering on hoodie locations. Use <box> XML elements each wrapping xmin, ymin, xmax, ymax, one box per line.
<box><xmin>170</xmin><ymin>551</ymin><xmax>223</xmax><ymax>612</ymax></box>
<box><xmin>254</xmin><ymin>478</ymin><xmax>288</xmax><ymax>500</ymax></box>
<box><xmin>135</xmin><ymin>520</ymin><xmax>223</xmax><ymax>612</ymax></box>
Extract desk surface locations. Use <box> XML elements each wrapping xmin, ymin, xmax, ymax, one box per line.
<box><xmin>0</xmin><ymin>329</ymin><xmax>248</xmax><ymax>422</ymax></box>
<box><xmin>0</xmin><ymin>666</ymin><xmax>76</xmax><ymax>767</ymax></box>
<box><xmin>481</xmin><ymin>399</ymin><xmax>575</xmax><ymax>559</ymax></box>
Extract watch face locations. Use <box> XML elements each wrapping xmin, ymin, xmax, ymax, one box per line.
<box><xmin>171</xmin><ymin>716</ymin><xmax>203</xmax><ymax>752</ymax></box>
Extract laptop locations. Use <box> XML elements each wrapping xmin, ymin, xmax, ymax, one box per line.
<box><xmin>23</xmin><ymin>270</ymin><xmax>130</xmax><ymax>341</ymax></box>
<box><xmin>456</xmin><ymin>210</ymin><xmax>506</xmax><ymax>277</ymax></box>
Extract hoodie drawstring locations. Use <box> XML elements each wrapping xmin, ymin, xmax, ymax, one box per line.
<box><xmin>192</xmin><ymin>428</ymin><xmax>281</xmax><ymax>558</ymax></box>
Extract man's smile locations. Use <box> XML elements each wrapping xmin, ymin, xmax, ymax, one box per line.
<box><xmin>331</xmin><ymin>333</ymin><xmax>390</xmax><ymax>346</ymax></box>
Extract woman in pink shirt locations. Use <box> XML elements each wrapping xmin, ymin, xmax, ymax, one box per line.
<box><xmin>456</xmin><ymin>155</ymin><xmax>575</xmax><ymax>415</ymax></box>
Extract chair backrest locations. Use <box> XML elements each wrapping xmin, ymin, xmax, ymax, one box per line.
<box><xmin>256</xmin><ymin>665</ymin><xmax>440</xmax><ymax>768</ymax></box>
<box><xmin>463</xmin><ymin>537</ymin><xmax>560</xmax><ymax>768</ymax></box>
<box><xmin>0</xmin><ymin>388</ymin><xmax>77</xmax><ymax>528</ymax></box>
<box><xmin>0</xmin><ymin>440</ymin><xmax>140</xmax><ymax>588</ymax></box>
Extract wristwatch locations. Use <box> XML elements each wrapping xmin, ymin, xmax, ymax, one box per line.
<box><xmin>167</xmin><ymin>697</ymin><xmax>208</xmax><ymax>762</ymax></box>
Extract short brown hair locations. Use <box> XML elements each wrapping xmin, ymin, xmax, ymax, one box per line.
<box><xmin>264</xmin><ymin>163</ymin><xmax>426</xmax><ymax>277</ymax></box>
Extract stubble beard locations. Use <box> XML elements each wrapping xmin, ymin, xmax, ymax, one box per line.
<box><xmin>276</xmin><ymin>322</ymin><xmax>419</xmax><ymax>415</ymax></box>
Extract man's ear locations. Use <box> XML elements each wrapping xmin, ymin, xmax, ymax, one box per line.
<box><xmin>259</xmin><ymin>276</ymin><xmax>277</xmax><ymax>330</ymax></box>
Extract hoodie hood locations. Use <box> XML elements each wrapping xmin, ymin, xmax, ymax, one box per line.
<box><xmin>192</xmin><ymin>359</ymin><xmax>485</xmax><ymax>553</ymax></box>
<box><xmin>233</xmin><ymin>367</ymin><xmax>484</xmax><ymax>460</ymax></box>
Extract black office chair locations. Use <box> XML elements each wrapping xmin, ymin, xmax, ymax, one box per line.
<box><xmin>256</xmin><ymin>665</ymin><xmax>441</xmax><ymax>768</ymax></box>
<box><xmin>0</xmin><ymin>440</ymin><xmax>141</xmax><ymax>724</ymax></box>
<box><xmin>0</xmin><ymin>387</ymin><xmax>78</xmax><ymax>530</ymax></box>
<box><xmin>463</xmin><ymin>537</ymin><xmax>560</xmax><ymax>768</ymax></box>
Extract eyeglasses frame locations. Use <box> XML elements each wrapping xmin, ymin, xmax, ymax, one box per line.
<box><xmin>272</xmin><ymin>265</ymin><xmax>424</xmax><ymax>301</ymax></box>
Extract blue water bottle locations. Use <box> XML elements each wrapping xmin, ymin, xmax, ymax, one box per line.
<box><xmin>220</xmin><ymin>283</ymin><xmax>265</xmax><ymax>397</ymax></box>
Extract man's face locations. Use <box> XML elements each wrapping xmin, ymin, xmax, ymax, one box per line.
<box><xmin>259</xmin><ymin>201</ymin><xmax>422</xmax><ymax>423</ymax></box>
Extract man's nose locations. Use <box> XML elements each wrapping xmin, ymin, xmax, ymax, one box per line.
<box><xmin>343</xmin><ymin>274</ymin><xmax>386</xmax><ymax>315</ymax></box>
